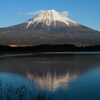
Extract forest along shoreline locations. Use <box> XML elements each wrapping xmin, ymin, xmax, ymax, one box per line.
<box><xmin>0</xmin><ymin>44</ymin><xmax>100</xmax><ymax>55</ymax></box>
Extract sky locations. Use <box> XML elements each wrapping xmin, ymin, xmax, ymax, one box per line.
<box><xmin>0</xmin><ymin>0</ymin><xmax>100</xmax><ymax>31</ymax></box>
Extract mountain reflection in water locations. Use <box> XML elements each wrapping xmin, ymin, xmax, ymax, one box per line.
<box><xmin>0</xmin><ymin>53</ymin><xmax>100</xmax><ymax>92</ymax></box>
<box><xmin>0</xmin><ymin>53</ymin><xmax>100</xmax><ymax>100</ymax></box>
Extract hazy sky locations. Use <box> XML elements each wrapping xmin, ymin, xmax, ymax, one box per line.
<box><xmin>0</xmin><ymin>0</ymin><xmax>100</xmax><ymax>31</ymax></box>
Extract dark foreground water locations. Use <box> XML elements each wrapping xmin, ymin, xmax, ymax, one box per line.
<box><xmin>0</xmin><ymin>52</ymin><xmax>100</xmax><ymax>100</ymax></box>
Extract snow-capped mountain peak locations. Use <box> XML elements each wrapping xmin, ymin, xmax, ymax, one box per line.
<box><xmin>0</xmin><ymin>9</ymin><xmax>100</xmax><ymax>46</ymax></box>
<box><xmin>25</xmin><ymin>10</ymin><xmax>80</xmax><ymax>29</ymax></box>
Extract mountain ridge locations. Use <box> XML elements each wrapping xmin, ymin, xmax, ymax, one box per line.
<box><xmin>0</xmin><ymin>10</ymin><xmax>100</xmax><ymax>46</ymax></box>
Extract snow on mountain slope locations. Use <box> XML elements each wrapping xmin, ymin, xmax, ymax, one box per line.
<box><xmin>25</xmin><ymin>10</ymin><xmax>80</xmax><ymax>29</ymax></box>
<box><xmin>0</xmin><ymin>9</ymin><xmax>100</xmax><ymax>45</ymax></box>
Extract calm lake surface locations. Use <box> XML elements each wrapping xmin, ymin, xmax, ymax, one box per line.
<box><xmin>0</xmin><ymin>52</ymin><xmax>100</xmax><ymax>100</ymax></box>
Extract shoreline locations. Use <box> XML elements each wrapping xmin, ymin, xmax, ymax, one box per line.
<box><xmin>0</xmin><ymin>51</ymin><xmax>100</xmax><ymax>59</ymax></box>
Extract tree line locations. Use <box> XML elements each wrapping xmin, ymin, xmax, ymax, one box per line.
<box><xmin>0</xmin><ymin>44</ymin><xmax>100</xmax><ymax>53</ymax></box>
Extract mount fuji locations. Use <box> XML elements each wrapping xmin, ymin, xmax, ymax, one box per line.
<box><xmin>0</xmin><ymin>10</ymin><xmax>100</xmax><ymax>46</ymax></box>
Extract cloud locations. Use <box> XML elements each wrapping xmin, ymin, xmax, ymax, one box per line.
<box><xmin>25</xmin><ymin>10</ymin><xmax>69</xmax><ymax>17</ymax></box>
<box><xmin>17</xmin><ymin>12</ymin><xmax>21</xmax><ymax>15</ymax></box>
<box><xmin>9</xmin><ymin>7</ymin><xmax>12</xmax><ymax>9</ymax></box>
<box><xmin>61</xmin><ymin>11</ymin><xmax>68</xmax><ymax>16</ymax></box>
<box><xmin>25</xmin><ymin>10</ymin><xmax>45</xmax><ymax>15</ymax></box>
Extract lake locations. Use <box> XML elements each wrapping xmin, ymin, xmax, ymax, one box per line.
<box><xmin>0</xmin><ymin>52</ymin><xmax>100</xmax><ymax>100</ymax></box>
